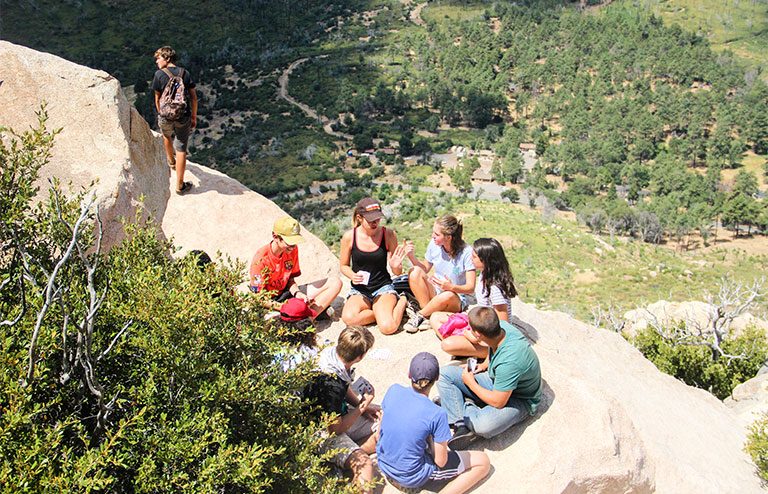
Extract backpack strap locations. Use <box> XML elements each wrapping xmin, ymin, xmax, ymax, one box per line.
<box><xmin>161</xmin><ymin>68</ymin><xmax>174</xmax><ymax>78</ymax></box>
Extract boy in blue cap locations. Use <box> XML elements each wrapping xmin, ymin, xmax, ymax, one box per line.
<box><xmin>376</xmin><ymin>352</ymin><xmax>490</xmax><ymax>493</ymax></box>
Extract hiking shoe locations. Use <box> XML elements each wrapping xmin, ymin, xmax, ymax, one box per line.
<box><xmin>447</xmin><ymin>425</ymin><xmax>477</xmax><ymax>451</ymax></box>
<box><xmin>404</xmin><ymin>313</ymin><xmax>425</xmax><ymax>333</ymax></box>
<box><xmin>176</xmin><ymin>181</ymin><xmax>193</xmax><ymax>195</ymax></box>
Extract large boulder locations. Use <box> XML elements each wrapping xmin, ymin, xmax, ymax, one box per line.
<box><xmin>160</xmin><ymin>162</ymin><xmax>339</xmax><ymax>286</ymax></box>
<box><xmin>623</xmin><ymin>300</ymin><xmax>768</xmax><ymax>336</ymax></box>
<box><xmin>726</xmin><ymin>372</ymin><xmax>768</xmax><ymax>430</ymax></box>
<box><xmin>343</xmin><ymin>299</ymin><xmax>762</xmax><ymax>493</ymax></box>
<box><xmin>0</xmin><ymin>41</ymin><xmax>168</xmax><ymax>249</ymax></box>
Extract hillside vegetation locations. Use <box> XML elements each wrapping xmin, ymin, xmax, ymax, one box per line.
<box><xmin>4</xmin><ymin>0</ymin><xmax>768</xmax><ymax>313</ymax></box>
<box><xmin>282</xmin><ymin>184</ymin><xmax>768</xmax><ymax>322</ymax></box>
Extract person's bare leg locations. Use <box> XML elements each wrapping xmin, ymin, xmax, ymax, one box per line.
<box><xmin>420</xmin><ymin>291</ymin><xmax>461</xmax><ymax>317</ymax></box>
<box><xmin>371</xmin><ymin>293</ymin><xmax>406</xmax><ymax>335</ymax></box>
<box><xmin>408</xmin><ymin>266</ymin><xmax>434</xmax><ymax>308</ymax></box>
<box><xmin>438</xmin><ymin>450</ymin><xmax>490</xmax><ymax>494</ymax></box>
<box><xmin>305</xmin><ymin>276</ymin><xmax>343</xmax><ymax>314</ymax></box>
<box><xmin>357</xmin><ymin>432</ymin><xmax>377</xmax><ymax>455</ymax></box>
<box><xmin>163</xmin><ymin>135</ymin><xmax>175</xmax><ymax>167</ymax></box>
<box><xmin>441</xmin><ymin>335</ymin><xmax>487</xmax><ymax>358</ymax></box>
<box><xmin>175</xmin><ymin>150</ymin><xmax>187</xmax><ymax>190</ymax></box>
<box><xmin>345</xmin><ymin>449</ymin><xmax>375</xmax><ymax>494</ymax></box>
<box><xmin>430</xmin><ymin>311</ymin><xmax>451</xmax><ymax>338</ymax></box>
<box><xmin>342</xmin><ymin>295</ymin><xmax>376</xmax><ymax>326</ymax></box>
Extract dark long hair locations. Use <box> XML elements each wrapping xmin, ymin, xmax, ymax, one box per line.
<box><xmin>473</xmin><ymin>238</ymin><xmax>517</xmax><ymax>299</ymax></box>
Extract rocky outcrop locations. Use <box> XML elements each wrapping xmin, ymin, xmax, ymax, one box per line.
<box><xmin>160</xmin><ymin>162</ymin><xmax>339</xmax><ymax>285</ymax></box>
<box><xmin>624</xmin><ymin>300</ymin><xmax>768</xmax><ymax>336</ymax></box>
<box><xmin>0</xmin><ymin>41</ymin><xmax>168</xmax><ymax>249</ymax></box>
<box><xmin>340</xmin><ymin>299</ymin><xmax>762</xmax><ymax>493</ymax></box>
<box><xmin>726</xmin><ymin>372</ymin><xmax>768</xmax><ymax>430</ymax></box>
<box><xmin>5</xmin><ymin>41</ymin><xmax>763</xmax><ymax>493</ymax></box>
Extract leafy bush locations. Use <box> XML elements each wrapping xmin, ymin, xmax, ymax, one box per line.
<box><xmin>746</xmin><ymin>411</ymin><xmax>768</xmax><ymax>484</ymax></box>
<box><xmin>632</xmin><ymin>326</ymin><xmax>768</xmax><ymax>399</ymax></box>
<box><xmin>0</xmin><ymin>114</ymin><xmax>350</xmax><ymax>492</ymax></box>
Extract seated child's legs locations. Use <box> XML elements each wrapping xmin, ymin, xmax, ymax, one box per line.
<box><xmin>432</xmin><ymin>450</ymin><xmax>490</xmax><ymax>494</ymax></box>
<box><xmin>322</xmin><ymin>433</ymin><xmax>373</xmax><ymax>485</ymax></box>
<box><xmin>463</xmin><ymin>395</ymin><xmax>529</xmax><ymax>439</ymax></box>
<box><xmin>304</xmin><ymin>276</ymin><xmax>343</xmax><ymax>314</ymax></box>
<box><xmin>408</xmin><ymin>265</ymin><xmax>435</xmax><ymax>308</ymax></box>
<box><xmin>430</xmin><ymin>311</ymin><xmax>451</xmax><ymax>336</ymax></box>
<box><xmin>420</xmin><ymin>289</ymin><xmax>462</xmax><ymax>317</ymax></box>
<box><xmin>440</xmin><ymin>334</ymin><xmax>486</xmax><ymax>358</ymax></box>
<box><xmin>345</xmin><ymin>448</ymin><xmax>375</xmax><ymax>493</ymax></box>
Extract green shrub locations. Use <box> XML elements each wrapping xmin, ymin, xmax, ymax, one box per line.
<box><xmin>632</xmin><ymin>326</ymin><xmax>768</xmax><ymax>399</ymax></box>
<box><xmin>746</xmin><ymin>411</ymin><xmax>768</xmax><ymax>484</ymax></box>
<box><xmin>0</xmin><ymin>114</ymin><xmax>351</xmax><ymax>493</ymax></box>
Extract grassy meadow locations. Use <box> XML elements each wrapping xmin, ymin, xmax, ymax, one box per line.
<box><xmin>316</xmin><ymin>193</ymin><xmax>768</xmax><ymax>324</ymax></box>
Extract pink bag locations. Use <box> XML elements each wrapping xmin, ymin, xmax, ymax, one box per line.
<box><xmin>438</xmin><ymin>313</ymin><xmax>470</xmax><ymax>338</ymax></box>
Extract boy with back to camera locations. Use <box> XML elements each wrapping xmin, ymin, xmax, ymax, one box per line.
<box><xmin>376</xmin><ymin>352</ymin><xmax>490</xmax><ymax>494</ymax></box>
<box><xmin>152</xmin><ymin>45</ymin><xmax>198</xmax><ymax>195</ymax></box>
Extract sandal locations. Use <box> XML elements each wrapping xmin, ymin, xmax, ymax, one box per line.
<box><xmin>176</xmin><ymin>182</ymin><xmax>193</xmax><ymax>195</ymax></box>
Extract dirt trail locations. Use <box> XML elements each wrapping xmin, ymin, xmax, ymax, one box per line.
<box><xmin>278</xmin><ymin>57</ymin><xmax>352</xmax><ymax>140</ymax></box>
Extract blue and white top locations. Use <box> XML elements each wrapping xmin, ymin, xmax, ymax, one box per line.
<box><xmin>424</xmin><ymin>241</ymin><xmax>474</xmax><ymax>291</ymax></box>
<box><xmin>475</xmin><ymin>272</ymin><xmax>513</xmax><ymax>321</ymax></box>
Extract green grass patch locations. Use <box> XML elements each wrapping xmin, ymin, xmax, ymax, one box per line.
<box><xmin>645</xmin><ymin>0</ymin><xmax>768</xmax><ymax>80</ymax></box>
<box><xmin>420</xmin><ymin>1</ymin><xmax>487</xmax><ymax>24</ymax></box>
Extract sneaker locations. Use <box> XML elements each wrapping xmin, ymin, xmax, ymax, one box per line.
<box><xmin>447</xmin><ymin>425</ymin><xmax>477</xmax><ymax>451</ymax></box>
<box><xmin>418</xmin><ymin>317</ymin><xmax>432</xmax><ymax>330</ymax></box>
<box><xmin>404</xmin><ymin>297</ymin><xmax>419</xmax><ymax>320</ymax></box>
<box><xmin>404</xmin><ymin>313</ymin><xmax>424</xmax><ymax>333</ymax></box>
<box><xmin>324</xmin><ymin>306</ymin><xmax>336</xmax><ymax>320</ymax></box>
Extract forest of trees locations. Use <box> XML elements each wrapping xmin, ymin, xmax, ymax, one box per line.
<box><xmin>4</xmin><ymin>1</ymin><xmax>767</xmax><ymax>239</ymax></box>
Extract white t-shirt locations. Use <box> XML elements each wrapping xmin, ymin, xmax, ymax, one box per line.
<box><xmin>425</xmin><ymin>241</ymin><xmax>474</xmax><ymax>289</ymax></box>
<box><xmin>475</xmin><ymin>273</ymin><xmax>513</xmax><ymax>321</ymax></box>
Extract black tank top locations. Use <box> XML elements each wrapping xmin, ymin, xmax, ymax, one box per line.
<box><xmin>351</xmin><ymin>227</ymin><xmax>391</xmax><ymax>295</ymax></box>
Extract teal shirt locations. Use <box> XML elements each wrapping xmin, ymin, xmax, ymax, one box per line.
<box><xmin>488</xmin><ymin>321</ymin><xmax>542</xmax><ymax>415</ymax></box>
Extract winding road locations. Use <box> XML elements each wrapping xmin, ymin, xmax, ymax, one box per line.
<box><xmin>278</xmin><ymin>56</ymin><xmax>353</xmax><ymax>140</ymax></box>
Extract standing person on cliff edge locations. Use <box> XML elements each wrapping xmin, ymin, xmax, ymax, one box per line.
<box><xmin>152</xmin><ymin>45</ymin><xmax>198</xmax><ymax>195</ymax></box>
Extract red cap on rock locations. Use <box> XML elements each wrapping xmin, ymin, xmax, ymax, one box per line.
<box><xmin>280</xmin><ymin>297</ymin><xmax>317</xmax><ymax>321</ymax></box>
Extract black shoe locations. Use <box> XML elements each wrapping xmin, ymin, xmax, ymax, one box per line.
<box><xmin>447</xmin><ymin>425</ymin><xmax>477</xmax><ymax>450</ymax></box>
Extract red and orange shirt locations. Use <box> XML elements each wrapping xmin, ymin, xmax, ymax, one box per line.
<box><xmin>249</xmin><ymin>243</ymin><xmax>301</xmax><ymax>295</ymax></box>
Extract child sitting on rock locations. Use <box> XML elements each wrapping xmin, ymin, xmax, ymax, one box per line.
<box><xmin>303</xmin><ymin>326</ymin><xmax>381</xmax><ymax>493</ymax></box>
<box><xmin>376</xmin><ymin>352</ymin><xmax>490</xmax><ymax>493</ymax></box>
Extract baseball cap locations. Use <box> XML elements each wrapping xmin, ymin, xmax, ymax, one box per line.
<box><xmin>280</xmin><ymin>297</ymin><xmax>317</xmax><ymax>321</ymax></box>
<box><xmin>273</xmin><ymin>217</ymin><xmax>306</xmax><ymax>245</ymax></box>
<box><xmin>409</xmin><ymin>351</ymin><xmax>439</xmax><ymax>383</ymax></box>
<box><xmin>355</xmin><ymin>198</ymin><xmax>385</xmax><ymax>222</ymax></box>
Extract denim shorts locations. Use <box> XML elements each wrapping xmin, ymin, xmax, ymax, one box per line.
<box><xmin>348</xmin><ymin>283</ymin><xmax>397</xmax><ymax>303</ymax></box>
